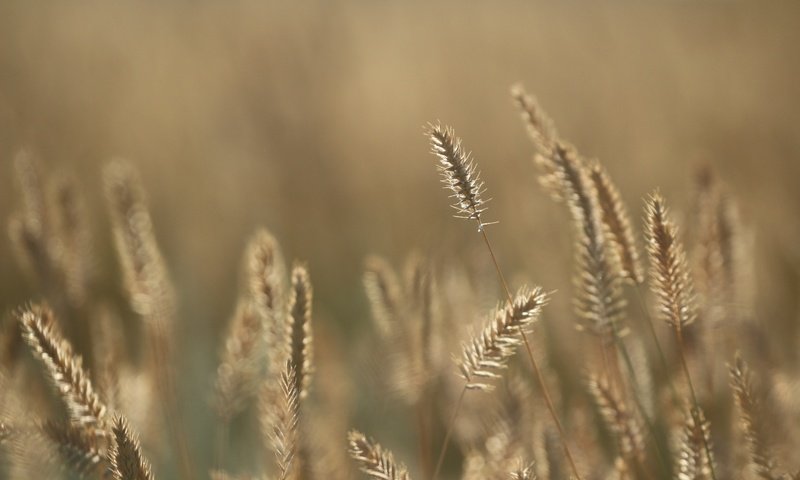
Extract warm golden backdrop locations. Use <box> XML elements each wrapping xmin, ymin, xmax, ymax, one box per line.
<box><xmin>1</xmin><ymin>1</ymin><xmax>799</xmax><ymax>478</ymax></box>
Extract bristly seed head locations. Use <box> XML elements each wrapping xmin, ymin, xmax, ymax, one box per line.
<box><xmin>427</xmin><ymin>123</ymin><xmax>491</xmax><ymax>229</ymax></box>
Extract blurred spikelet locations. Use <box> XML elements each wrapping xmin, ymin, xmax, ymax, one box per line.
<box><xmin>40</xmin><ymin>420</ymin><xmax>105</xmax><ymax>477</ymax></box>
<box><xmin>428</xmin><ymin>123</ymin><xmax>490</xmax><ymax>227</ymax></box>
<box><xmin>586</xmin><ymin>374</ymin><xmax>644</xmax><ymax>464</ymax></box>
<box><xmin>103</xmin><ymin>160</ymin><xmax>175</xmax><ymax>330</ymax></box>
<box><xmin>19</xmin><ymin>304</ymin><xmax>108</xmax><ymax>436</ymax></box>
<box><xmin>108</xmin><ymin>415</ymin><xmax>155</xmax><ymax>480</ymax></box>
<box><xmin>675</xmin><ymin>407</ymin><xmax>715</xmax><ymax>480</ymax></box>
<box><xmin>287</xmin><ymin>263</ymin><xmax>314</xmax><ymax>399</ymax></box>
<box><xmin>644</xmin><ymin>192</ymin><xmax>696</xmax><ymax>330</ymax></box>
<box><xmin>50</xmin><ymin>175</ymin><xmax>93</xmax><ymax>307</ymax></box>
<box><xmin>271</xmin><ymin>361</ymin><xmax>301</xmax><ymax>480</ymax></box>
<box><xmin>729</xmin><ymin>354</ymin><xmax>787</xmax><ymax>480</ymax></box>
<box><xmin>214</xmin><ymin>299</ymin><xmax>264</xmax><ymax>420</ymax></box>
<box><xmin>348</xmin><ymin>430</ymin><xmax>411</xmax><ymax>480</ymax></box>
<box><xmin>510</xmin><ymin>84</ymin><xmax>557</xmax><ymax>154</ymax></box>
<box><xmin>245</xmin><ymin>228</ymin><xmax>287</xmax><ymax>376</ymax></box>
<box><xmin>458</xmin><ymin>287</ymin><xmax>548</xmax><ymax>391</ymax></box>
<box><xmin>363</xmin><ymin>255</ymin><xmax>403</xmax><ymax>338</ymax></box>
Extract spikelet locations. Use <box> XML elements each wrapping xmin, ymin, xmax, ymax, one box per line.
<box><xmin>675</xmin><ymin>408</ymin><xmax>715</xmax><ymax>480</ymax></box>
<box><xmin>103</xmin><ymin>160</ymin><xmax>175</xmax><ymax>331</ymax></box>
<box><xmin>8</xmin><ymin>150</ymin><xmax>59</xmax><ymax>291</ymax></box>
<box><xmin>40</xmin><ymin>420</ymin><xmax>105</xmax><ymax>477</ymax></box>
<box><xmin>108</xmin><ymin>415</ymin><xmax>155</xmax><ymax>480</ymax></box>
<box><xmin>19</xmin><ymin>305</ymin><xmax>108</xmax><ymax>436</ymax></box>
<box><xmin>458</xmin><ymin>287</ymin><xmax>548</xmax><ymax>391</ymax></box>
<box><xmin>554</xmin><ymin>145</ymin><xmax>626</xmax><ymax>340</ymax></box>
<box><xmin>214</xmin><ymin>299</ymin><xmax>265</xmax><ymax>420</ymax></box>
<box><xmin>644</xmin><ymin>192</ymin><xmax>696</xmax><ymax>330</ymax></box>
<box><xmin>510</xmin><ymin>84</ymin><xmax>557</xmax><ymax>155</ymax></box>
<box><xmin>363</xmin><ymin>255</ymin><xmax>403</xmax><ymax>338</ymax></box>
<box><xmin>50</xmin><ymin>175</ymin><xmax>93</xmax><ymax>307</ymax></box>
<box><xmin>245</xmin><ymin>228</ymin><xmax>287</xmax><ymax>375</ymax></box>
<box><xmin>270</xmin><ymin>361</ymin><xmax>301</xmax><ymax>480</ymax></box>
<box><xmin>728</xmin><ymin>354</ymin><xmax>785</xmax><ymax>480</ymax></box>
<box><xmin>428</xmin><ymin>123</ymin><xmax>491</xmax><ymax>228</ymax></box>
<box><xmin>588</xmin><ymin>161</ymin><xmax>644</xmax><ymax>284</ymax></box>
<box><xmin>586</xmin><ymin>374</ymin><xmax>644</xmax><ymax>463</ymax></box>
<box><xmin>512</xmin><ymin>88</ymin><xmax>626</xmax><ymax>340</ymax></box>
<box><xmin>347</xmin><ymin>430</ymin><xmax>411</xmax><ymax>480</ymax></box>
<box><xmin>509</xmin><ymin>460</ymin><xmax>537</xmax><ymax>480</ymax></box>
<box><xmin>287</xmin><ymin>263</ymin><xmax>314</xmax><ymax>399</ymax></box>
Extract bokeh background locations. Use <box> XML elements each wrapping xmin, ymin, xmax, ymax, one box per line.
<box><xmin>1</xmin><ymin>0</ymin><xmax>799</xmax><ymax>477</ymax></box>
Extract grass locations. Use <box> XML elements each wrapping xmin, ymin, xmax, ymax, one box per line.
<box><xmin>0</xmin><ymin>84</ymin><xmax>797</xmax><ymax>480</ymax></box>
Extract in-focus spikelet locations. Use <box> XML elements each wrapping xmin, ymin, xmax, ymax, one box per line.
<box><xmin>458</xmin><ymin>287</ymin><xmax>548</xmax><ymax>391</ymax></box>
<box><xmin>348</xmin><ymin>430</ymin><xmax>411</xmax><ymax>480</ymax></box>
<box><xmin>287</xmin><ymin>263</ymin><xmax>314</xmax><ymax>399</ymax></box>
<box><xmin>108</xmin><ymin>416</ymin><xmax>155</xmax><ymax>480</ymax></box>
<box><xmin>428</xmin><ymin>123</ymin><xmax>490</xmax><ymax>228</ymax></box>
<box><xmin>19</xmin><ymin>305</ymin><xmax>108</xmax><ymax>435</ymax></box>
<box><xmin>675</xmin><ymin>408</ymin><xmax>715</xmax><ymax>480</ymax></box>
<box><xmin>644</xmin><ymin>192</ymin><xmax>696</xmax><ymax>330</ymax></box>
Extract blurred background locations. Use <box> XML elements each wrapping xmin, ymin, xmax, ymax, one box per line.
<box><xmin>1</xmin><ymin>0</ymin><xmax>799</xmax><ymax>477</ymax></box>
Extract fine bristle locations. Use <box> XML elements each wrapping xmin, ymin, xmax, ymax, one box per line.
<box><xmin>428</xmin><ymin>123</ymin><xmax>490</xmax><ymax>227</ymax></box>
<box><xmin>458</xmin><ymin>287</ymin><xmax>548</xmax><ymax>391</ymax></box>
<box><xmin>509</xmin><ymin>460</ymin><xmax>538</xmax><ymax>480</ymax></box>
<box><xmin>18</xmin><ymin>304</ymin><xmax>108</xmax><ymax>436</ymax></box>
<box><xmin>348</xmin><ymin>430</ymin><xmax>411</xmax><ymax>480</ymax></box>
<box><xmin>108</xmin><ymin>415</ymin><xmax>155</xmax><ymax>480</ymax></box>
<box><xmin>287</xmin><ymin>263</ymin><xmax>314</xmax><ymax>399</ymax></box>
<box><xmin>644</xmin><ymin>192</ymin><xmax>696</xmax><ymax>330</ymax></box>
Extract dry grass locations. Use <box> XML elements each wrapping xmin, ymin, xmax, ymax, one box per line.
<box><xmin>1</xmin><ymin>6</ymin><xmax>799</xmax><ymax>478</ymax></box>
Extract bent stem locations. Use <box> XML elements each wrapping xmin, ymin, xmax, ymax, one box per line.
<box><xmin>432</xmin><ymin>386</ymin><xmax>466</xmax><ymax>480</ymax></box>
<box><xmin>675</xmin><ymin>327</ymin><xmax>718</xmax><ymax>480</ymax></box>
<box><xmin>479</xmin><ymin>227</ymin><xmax>582</xmax><ymax>480</ymax></box>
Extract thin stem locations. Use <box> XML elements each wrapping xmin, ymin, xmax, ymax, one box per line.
<box><xmin>215</xmin><ymin>418</ymin><xmax>230</xmax><ymax>470</ymax></box>
<box><xmin>520</xmin><ymin>330</ymin><xmax>582</xmax><ymax>479</ymax></box>
<box><xmin>479</xmin><ymin>227</ymin><xmax>582</xmax><ymax>480</ymax></box>
<box><xmin>432</xmin><ymin>386</ymin><xmax>466</xmax><ymax>480</ymax></box>
<box><xmin>416</xmin><ymin>394</ymin><xmax>433</xmax><ymax>480</ymax></box>
<box><xmin>634</xmin><ymin>284</ymin><xmax>681</xmax><ymax>407</ymax></box>
<box><xmin>675</xmin><ymin>327</ymin><xmax>718</xmax><ymax>480</ymax></box>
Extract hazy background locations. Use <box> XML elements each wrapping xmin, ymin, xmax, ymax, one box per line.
<box><xmin>1</xmin><ymin>0</ymin><xmax>799</xmax><ymax>476</ymax></box>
